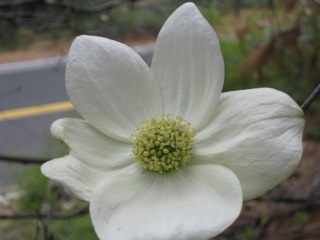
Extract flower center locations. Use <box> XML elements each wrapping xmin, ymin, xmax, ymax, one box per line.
<box><xmin>132</xmin><ymin>114</ymin><xmax>196</xmax><ymax>174</ymax></box>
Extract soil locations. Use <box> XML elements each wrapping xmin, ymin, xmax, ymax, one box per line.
<box><xmin>0</xmin><ymin>36</ymin><xmax>156</xmax><ymax>64</ymax></box>
<box><xmin>0</xmin><ymin>37</ymin><xmax>72</xmax><ymax>64</ymax></box>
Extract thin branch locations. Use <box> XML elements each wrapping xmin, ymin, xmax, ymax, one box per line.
<box><xmin>0</xmin><ymin>0</ymin><xmax>126</xmax><ymax>13</ymax></box>
<box><xmin>0</xmin><ymin>155</ymin><xmax>49</xmax><ymax>164</ymax></box>
<box><xmin>0</xmin><ymin>205</ymin><xmax>89</xmax><ymax>220</ymax></box>
<box><xmin>0</xmin><ymin>0</ymin><xmax>36</xmax><ymax>6</ymax></box>
<box><xmin>301</xmin><ymin>83</ymin><xmax>320</xmax><ymax>112</ymax></box>
<box><xmin>256</xmin><ymin>195</ymin><xmax>320</xmax><ymax>204</ymax></box>
<box><xmin>56</xmin><ymin>0</ymin><xmax>126</xmax><ymax>14</ymax></box>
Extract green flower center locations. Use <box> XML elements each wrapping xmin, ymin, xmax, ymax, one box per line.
<box><xmin>132</xmin><ymin>114</ymin><xmax>196</xmax><ymax>174</ymax></box>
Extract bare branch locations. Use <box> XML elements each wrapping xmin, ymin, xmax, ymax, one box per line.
<box><xmin>301</xmin><ymin>83</ymin><xmax>320</xmax><ymax>112</ymax></box>
<box><xmin>0</xmin><ymin>205</ymin><xmax>89</xmax><ymax>220</ymax></box>
<box><xmin>0</xmin><ymin>0</ymin><xmax>37</xmax><ymax>7</ymax></box>
<box><xmin>0</xmin><ymin>0</ymin><xmax>127</xmax><ymax>13</ymax></box>
<box><xmin>56</xmin><ymin>0</ymin><xmax>126</xmax><ymax>14</ymax></box>
<box><xmin>256</xmin><ymin>195</ymin><xmax>320</xmax><ymax>204</ymax></box>
<box><xmin>0</xmin><ymin>155</ymin><xmax>48</xmax><ymax>164</ymax></box>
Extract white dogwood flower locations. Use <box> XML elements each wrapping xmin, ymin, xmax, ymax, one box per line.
<box><xmin>41</xmin><ymin>3</ymin><xmax>304</xmax><ymax>240</ymax></box>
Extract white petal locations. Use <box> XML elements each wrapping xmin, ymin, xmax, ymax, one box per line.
<box><xmin>41</xmin><ymin>118</ymin><xmax>142</xmax><ymax>201</ymax></box>
<box><xmin>90</xmin><ymin>165</ymin><xmax>242</xmax><ymax>240</ymax></box>
<box><xmin>41</xmin><ymin>156</ymin><xmax>141</xmax><ymax>201</ymax></box>
<box><xmin>151</xmin><ymin>3</ymin><xmax>224</xmax><ymax>130</ymax></box>
<box><xmin>66</xmin><ymin>35</ymin><xmax>162</xmax><ymax>142</ymax></box>
<box><xmin>194</xmin><ymin>88</ymin><xmax>305</xmax><ymax>200</ymax></box>
<box><xmin>50</xmin><ymin>118</ymin><xmax>133</xmax><ymax>170</ymax></box>
<box><xmin>41</xmin><ymin>155</ymin><xmax>103</xmax><ymax>201</ymax></box>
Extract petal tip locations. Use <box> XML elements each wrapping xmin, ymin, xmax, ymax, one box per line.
<box><xmin>173</xmin><ymin>2</ymin><xmax>202</xmax><ymax>19</ymax></box>
<box><xmin>69</xmin><ymin>35</ymin><xmax>110</xmax><ymax>56</ymax></box>
<box><xmin>297</xmin><ymin>107</ymin><xmax>305</xmax><ymax>118</ymax></box>
<box><xmin>40</xmin><ymin>161</ymin><xmax>52</xmax><ymax>179</ymax></box>
<box><xmin>180</xmin><ymin>2</ymin><xmax>196</xmax><ymax>8</ymax></box>
<box><xmin>50</xmin><ymin>118</ymin><xmax>66</xmax><ymax>140</ymax></box>
<box><xmin>70</xmin><ymin>35</ymin><xmax>91</xmax><ymax>50</ymax></box>
<box><xmin>73</xmin><ymin>34</ymin><xmax>96</xmax><ymax>44</ymax></box>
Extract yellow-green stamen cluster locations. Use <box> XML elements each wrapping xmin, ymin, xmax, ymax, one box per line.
<box><xmin>132</xmin><ymin>114</ymin><xmax>196</xmax><ymax>174</ymax></box>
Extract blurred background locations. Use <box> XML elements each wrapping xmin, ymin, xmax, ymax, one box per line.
<box><xmin>0</xmin><ymin>0</ymin><xmax>319</xmax><ymax>239</ymax></box>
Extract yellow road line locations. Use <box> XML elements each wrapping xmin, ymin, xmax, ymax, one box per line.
<box><xmin>0</xmin><ymin>101</ymin><xmax>74</xmax><ymax>121</ymax></box>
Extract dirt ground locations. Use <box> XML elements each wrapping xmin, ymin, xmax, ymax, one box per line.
<box><xmin>0</xmin><ymin>36</ymin><xmax>156</xmax><ymax>64</ymax></box>
<box><xmin>0</xmin><ymin>37</ymin><xmax>72</xmax><ymax>64</ymax></box>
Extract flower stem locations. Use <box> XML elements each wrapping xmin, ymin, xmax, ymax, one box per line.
<box><xmin>301</xmin><ymin>83</ymin><xmax>320</xmax><ymax>112</ymax></box>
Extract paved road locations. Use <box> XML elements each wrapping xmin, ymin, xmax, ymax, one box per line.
<box><xmin>0</xmin><ymin>45</ymin><xmax>154</xmax><ymax>187</ymax></box>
